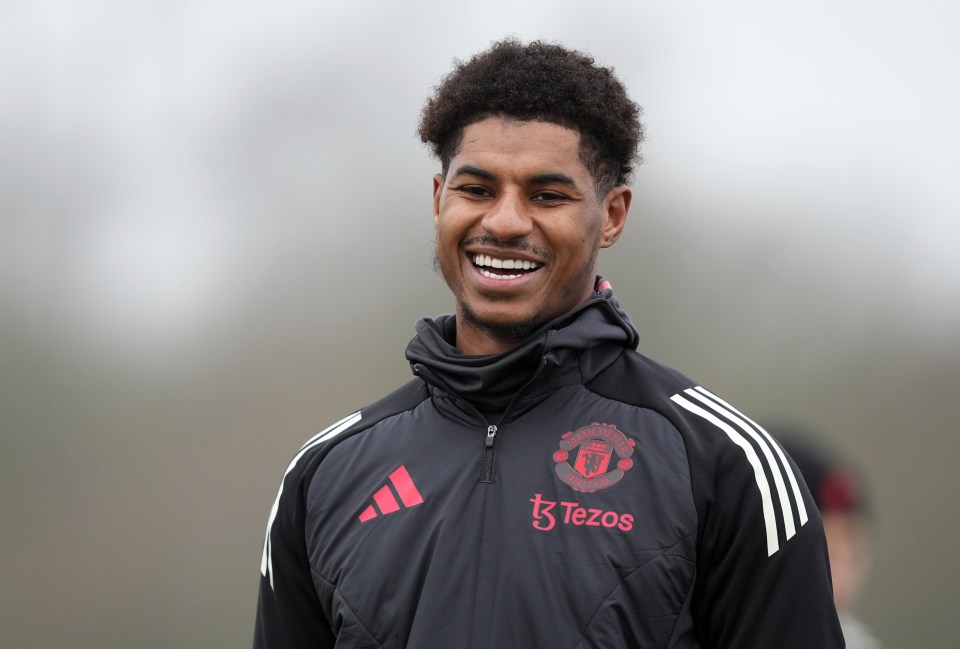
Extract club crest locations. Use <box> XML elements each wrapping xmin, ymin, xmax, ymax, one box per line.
<box><xmin>553</xmin><ymin>422</ymin><xmax>635</xmax><ymax>493</ymax></box>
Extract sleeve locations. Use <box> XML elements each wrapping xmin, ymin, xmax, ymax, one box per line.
<box><xmin>671</xmin><ymin>387</ymin><xmax>845</xmax><ymax>648</ymax></box>
<box><xmin>691</xmin><ymin>444</ymin><xmax>845</xmax><ymax>648</ymax></box>
<box><xmin>253</xmin><ymin>452</ymin><xmax>335</xmax><ymax>649</ymax></box>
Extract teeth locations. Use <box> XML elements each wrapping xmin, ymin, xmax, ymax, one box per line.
<box><xmin>472</xmin><ymin>254</ymin><xmax>541</xmax><ymax>271</ymax></box>
<box><xmin>479</xmin><ymin>269</ymin><xmax>521</xmax><ymax>280</ymax></box>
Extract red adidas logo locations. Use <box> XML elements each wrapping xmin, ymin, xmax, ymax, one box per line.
<box><xmin>358</xmin><ymin>465</ymin><xmax>424</xmax><ymax>523</ymax></box>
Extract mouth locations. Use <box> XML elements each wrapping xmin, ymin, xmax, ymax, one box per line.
<box><xmin>471</xmin><ymin>253</ymin><xmax>543</xmax><ymax>280</ymax></box>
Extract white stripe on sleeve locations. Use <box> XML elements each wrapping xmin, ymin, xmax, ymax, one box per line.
<box><xmin>693</xmin><ymin>386</ymin><xmax>808</xmax><ymax>527</ymax></box>
<box><xmin>260</xmin><ymin>411</ymin><xmax>362</xmax><ymax>588</ymax></box>
<box><xmin>671</xmin><ymin>393</ymin><xmax>781</xmax><ymax>556</ymax></box>
<box><xmin>687</xmin><ymin>388</ymin><xmax>798</xmax><ymax>540</ymax></box>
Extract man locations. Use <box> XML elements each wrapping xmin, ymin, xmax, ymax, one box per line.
<box><xmin>254</xmin><ymin>40</ymin><xmax>844</xmax><ymax>648</ymax></box>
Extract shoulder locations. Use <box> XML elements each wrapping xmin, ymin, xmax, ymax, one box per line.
<box><xmin>259</xmin><ymin>378</ymin><xmax>429</xmax><ymax>585</ymax></box>
<box><xmin>285</xmin><ymin>378</ymin><xmax>431</xmax><ymax>483</ymax></box>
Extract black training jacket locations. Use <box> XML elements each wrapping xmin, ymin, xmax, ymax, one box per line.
<box><xmin>254</xmin><ymin>283</ymin><xmax>845</xmax><ymax>648</ymax></box>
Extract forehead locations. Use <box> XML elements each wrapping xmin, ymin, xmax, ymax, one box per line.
<box><xmin>452</xmin><ymin>117</ymin><xmax>590</xmax><ymax>180</ymax></box>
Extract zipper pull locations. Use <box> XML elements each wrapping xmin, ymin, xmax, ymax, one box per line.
<box><xmin>485</xmin><ymin>425</ymin><xmax>498</xmax><ymax>448</ymax></box>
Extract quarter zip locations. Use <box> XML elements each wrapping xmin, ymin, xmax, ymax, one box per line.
<box><xmin>476</xmin><ymin>347</ymin><xmax>554</xmax><ymax>485</ymax></box>
<box><xmin>412</xmin><ymin>336</ymin><xmax>555</xmax><ymax>486</ymax></box>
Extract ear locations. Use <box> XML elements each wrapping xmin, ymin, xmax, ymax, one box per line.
<box><xmin>599</xmin><ymin>186</ymin><xmax>631</xmax><ymax>248</ymax></box>
<box><xmin>432</xmin><ymin>174</ymin><xmax>444</xmax><ymax>227</ymax></box>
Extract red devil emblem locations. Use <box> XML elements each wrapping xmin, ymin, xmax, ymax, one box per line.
<box><xmin>574</xmin><ymin>440</ymin><xmax>613</xmax><ymax>478</ymax></box>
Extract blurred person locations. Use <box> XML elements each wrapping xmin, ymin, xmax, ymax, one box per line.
<box><xmin>253</xmin><ymin>39</ymin><xmax>843</xmax><ymax>648</ymax></box>
<box><xmin>776</xmin><ymin>427</ymin><xmax>883</xmax><ymax>649</ymax></box>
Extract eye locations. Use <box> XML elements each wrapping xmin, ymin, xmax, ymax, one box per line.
<box><xmin>458</xmin><ymin>185</ymin><xmax>493</xmax><ymax>198</ymax></box>
<box><xmin>532</xmin><ymin>191</ymin><xmax>567</xmax><ymax>203</ymax></box>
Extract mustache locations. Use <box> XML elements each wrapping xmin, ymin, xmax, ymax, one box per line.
<box><xmin>458</xmin><ymin>235</ymin><xmax>554</xmax><ymax>262</ymax></box>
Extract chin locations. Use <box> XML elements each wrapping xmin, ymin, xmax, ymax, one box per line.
<box><xmin>461</xmin><ymin>303</ymin><xmax>543</xmax><ymax>343</ymax></box>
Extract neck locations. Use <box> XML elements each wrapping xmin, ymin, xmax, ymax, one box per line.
<box><xmin>454</xmin><ymin>328</ymin><xmax>520</xmax><ymax>356</ymax></box>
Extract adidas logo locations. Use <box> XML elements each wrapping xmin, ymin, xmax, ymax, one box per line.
<box><xmin>358</xmin><ymin>465</ymin><xmax>424</xmax><ymax>523</ymax></box>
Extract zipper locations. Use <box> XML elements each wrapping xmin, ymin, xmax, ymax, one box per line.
<box><xmin>415</xmin><ymin>363</ymin><xmax>498</xmax><ymax>483</ymax></box>
<box><xmin>481</xmin><ymin>425</ymin><xmax>498</xmax><ymax>483</ymax></box>
<box><xmin>478</xmin><ymin>348</ymin><xmax>552</xmax><ymax>483</ymax></box>
<box><xmin>413</xmin><ymin>343</ymin><xmax>554</xmax><ymax>486</ymax></box>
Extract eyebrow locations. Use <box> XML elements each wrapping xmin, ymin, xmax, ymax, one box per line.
<box><xmin>451</xmin><ymin>166</ymin><xmax>577</xmax><ymax>187</ymax></box>
<box><xmin>451</xmin><ymin>165</ymin><xmax>496</xmax><ymax>180</ymax></box>
<box><xmin>528</xmin><ymin>172</ymin><xmax>576</xmax><ymax>187</ymax></box>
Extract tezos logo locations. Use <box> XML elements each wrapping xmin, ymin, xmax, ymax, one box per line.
<box><xmin>553</xmin><ymin>422</ymin><xmax>635</xmax><ymax>493</ymax></box>
<box><xmin>530</xmin><ymin>493</ymin><xmax>634</xmax><ymax>532</ymax></box>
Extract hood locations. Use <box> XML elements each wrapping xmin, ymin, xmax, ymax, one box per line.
<box><xmin>405</xmin><ymin>277</ymin><xmax>639</xmax><ymax>415</ymax></box>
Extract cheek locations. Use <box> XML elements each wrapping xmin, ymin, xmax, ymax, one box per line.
<box><xmin>434</xmin><ymin>226</ymin><xmax>463</xmax><ymax>275</ymax></box>
<box><xmin>436</xmin><ymin>207</ymin><xmax>482</xmax><ymax>251</ymax></box>
<box><xmin>435</xmin><ymin>223</ymin><xmax>458</xmax><ymax>253</ymax></box>
<box><xmin>555</xmin><ymin>213</ymin><xmax>602</xmax><ymax>245</ymax></box>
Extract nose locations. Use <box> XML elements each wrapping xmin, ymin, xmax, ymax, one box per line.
<box><xmin>480</xmin><ymin>191</ymin><xmax>533</xmax><ymax>242</ymax></box>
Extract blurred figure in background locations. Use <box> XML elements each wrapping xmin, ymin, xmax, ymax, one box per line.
<box><xmin>775</xmin><ymin>426</ymin><xmax>884</xmax><ymax>649</ymax></box>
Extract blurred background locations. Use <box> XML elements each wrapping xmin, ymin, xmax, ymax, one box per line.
<box><xmin>2</xmin><ymin>1</ymin><xmax>957</xmax><ymax>646</ymax></box>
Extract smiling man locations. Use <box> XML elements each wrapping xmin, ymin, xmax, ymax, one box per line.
<box><xmin>254</xmin><ymin>40</ymin><xmax>844</xmax><ymax>648</ymax></box>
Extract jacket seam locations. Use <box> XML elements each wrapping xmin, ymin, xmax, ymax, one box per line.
<box><xmin>311</xmin><ymin>567</ymin><xmax>385</xmax><ymax>648</ymax></box>
<box><xmin>574</xmin><ymin>530</ymin><xmax>697</xmax><ymax>648</ymax></box>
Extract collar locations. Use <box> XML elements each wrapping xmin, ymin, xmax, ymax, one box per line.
<box><xmin>405</xmin><ymin>277</ymin><xmax>639</xmax><ymax>415</ymax></box>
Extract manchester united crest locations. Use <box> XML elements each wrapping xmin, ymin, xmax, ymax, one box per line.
<box><xmin>553</xmin><ymin>422</ymin><xmax>635</xmax><ymax>492</ymax></box>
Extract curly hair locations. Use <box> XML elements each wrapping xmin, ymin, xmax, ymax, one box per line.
<box><xmin>418</xmin><ymin>39</ymin><xmax>644</xmax><ymax>195</ymax></box>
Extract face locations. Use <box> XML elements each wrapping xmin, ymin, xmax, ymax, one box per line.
<box><xmin>433</xmin><ymin>117</ymin><xmax>630</xmax><ymax>355</ymax></box>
